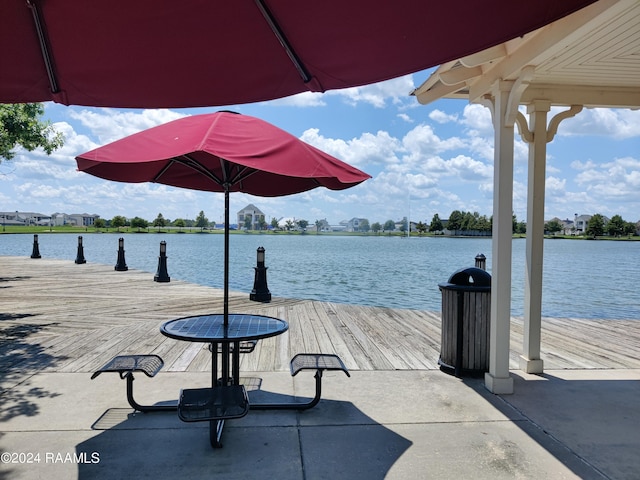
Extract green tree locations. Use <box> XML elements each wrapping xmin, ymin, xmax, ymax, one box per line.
<box><xmin>111</xmin><ymin>215</ymin><xmax>127</xmax><ymax>232</ymax></box>
<box><xmin>271</xmin><ymin>218</ymin><xmax>280</xmax><ymax>230</ymax></box>
<box><xmin>461</xmin><ymin>211</ymin><xmax>478</xmax><ymax>231</ymax></box>
<box><xmin>606</xmin><ymin>214</ymin><xmax>625</xmax><ymax>237</ymax></box>
<box><xmin>1</xmin><ymin>103</ymin><xmax>64</xmax><ymax>161</ymax></box>
<box><xmin>257</xmin><ymin>217</ymin><xmax>267</xmax><ymax>230</ymax></box>
<box><xmin>477</xmin><ymin>215</ymin><xmax>492</xmax><ymax>233</ymax></box>
<box><xmin>359</xmin><ymin>219</ymin><xmax>370</xmax><ymax>232</ymax></box>
<box><xmin>371</xmin><ymin>222</ymin><xmax>382</xmax><ymax>234</ymax></box>
<box><xmin>285</xmin><ymin>219</ymin><xmax>295</xmax><ymax>231</ymax></box>
<box><xmin>416</xmin><ymin>221</ymin><xmax>427</xmax><ymax>235</ymax></box>
<box><xmin>545</xmin><ymin>219</ymin><xmax>563</xmax><ymax>235</ymax></box>
<box><xmin>130</xmin><ymin>216</ymin><xmax>149</xmax><ymax>232</ymax></box>
<box><xmin>195</xmin><ymin>210</ymin><xmax>208</xmax><ymax>231</ymax></box>
<box><xmin>153</xmin><ymin>213</ymin><xmax>166</xmax><ymax>231</ymax></box>
<box><xmin>447</xmin><ymin>210</ymin><xmax>463</xmax><ymax>233</ymax></box>
<box><xmin>173</xmin><ymin>218</ymin><xmax>186</xmax><ymax>232</ymax></box>
<box><xmin>244</xmin><ymin>215</ymin><xmax>252</xmax><ymax>230</ymax></box>
<box><xmin>429</xmin><ymin>213</ymin><xmax>443</xmax><ymax>232</ymax></box>
<box><xmin>586</xmin><ymin>213</ymin><xmax>605</xmax><ymax>237</ymax></box>
<box><xmin>624</xmin><ymin>221</ymin><xmax>637</xmax><ymax>236</ymax></box>
<box><xmin>94</xmin><ymin>218</ymin><xmax>106</xmax><ymax>230</ymax></box>
<box><xmin>383</xmin><ymin>220</ymin><xmax>395</xmax><ymax>232</ymax></box>
<box><xmin>297</xmin><ymin>219</ymin><xmax>309</xmax><ymax>231</ymax></box>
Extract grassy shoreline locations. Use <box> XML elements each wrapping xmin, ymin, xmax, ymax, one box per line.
<box><xmin>1</xmin><ymin>225</ymin><xmax>638</xmax><ymax>240</ymax></box>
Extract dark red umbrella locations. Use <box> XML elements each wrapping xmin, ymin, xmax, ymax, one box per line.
<box><xmin>3</xmin><ymin>1</ymin><xmax>595</xmax><ymax>108</ymax></box>
<box><xmin>76</xmin><ymin>111</ymin><xmax>370</xmax><ymax>324</ymax></box>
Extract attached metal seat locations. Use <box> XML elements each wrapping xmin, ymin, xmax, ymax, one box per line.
<box><xmin>251</xmin><ymin>353</ymin><xmax>350</xmax><ymax>411</ymax></box>
<box><xmin>290</xmin><ymin>353</ymin><xmax>350</xmax><ymax>377</ymax></box>
<box><xmin>178</xmin><ymin>386</ymin><xmax>250</xmax><ymax>422</ymax></box>
<box><xmin>208</xmin><ymin>340</ymin><xmax>258</xmax><ymax>354</ymax></box>
<box><xmin>91</xmin><ymin>354</ymin><xmax>176</xmax><ymax>412</ymax></box>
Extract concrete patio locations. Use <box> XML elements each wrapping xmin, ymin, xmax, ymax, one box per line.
<box><xmin>1</xmin><ymin>257</ymin><xmax>638</xmax><ymax>479</ymax></box>
<box><xmin>2</xmin><ymin>368</ymin><xmax>639</xmax><ymax>479</ymax></box>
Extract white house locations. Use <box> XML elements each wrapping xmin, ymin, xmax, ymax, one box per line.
<box><xmin>237</xmin><ymin>204</ymin><xmax>266</xmax><ymax>230</ymax></box>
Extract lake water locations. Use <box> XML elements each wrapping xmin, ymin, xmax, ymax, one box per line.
<box><xmin>1</xmin><ymin>232</ymin><xmax>638</xmax><ymax>320</ymax></box>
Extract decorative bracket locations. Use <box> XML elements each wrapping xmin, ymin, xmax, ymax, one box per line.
<box><xmin>547</xmin><ymin>105</ymin><xmax>583</xmax><ymax>142</ymax></box>
<box><xmin>515</xmin><ymin>104</ymin><xmax>583</xmax><ymax>144</ymax></box>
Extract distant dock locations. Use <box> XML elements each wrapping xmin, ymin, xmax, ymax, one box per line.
<box><xmin>2</xmin><ymin>256</ymin><xmax>639</xmax><ymax>374</ymax></box>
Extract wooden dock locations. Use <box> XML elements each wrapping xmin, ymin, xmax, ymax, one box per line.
<box><xmin>1</xmin><ymin>256</ymin><xmax>639</xmax><ymax>375</ymax></box>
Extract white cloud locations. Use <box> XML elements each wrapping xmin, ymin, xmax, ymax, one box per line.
<box><xmin>546</xmin><ymin>176</ymin><xmax>567</xmax><ymax>194</ymax></box>
<box><xmin>329</xmin><ymin>75</ymin><xmax>415</xmax><ymax>108</ymax></box>
<box><xmin>264</xmin><ymin>92</ymin><xmax>326</xmax><ymax>107</ymax></box>
<box><xmin>300</xmin><ymin>128</ymin><xmax>401</xmax><ymax>167</ymax></box>
<box><xmin>400</xmin><ymin>124</ymin><xmax>466</xmax><ymax>164</ymax></box>
<box><xmin>559</xmin><ymin>108</ymin><xmax>640</xmax><ymax>139</ymax></box>
<box><xmin>460</xmin><ymin>104</ymin><xmax>493</xmax><ymax>135</ymax></box>
<box><xmin>570</xmin><ymin>159</ymin><xmax>598</xmax><ymax>170</ymax></box>
<box><xmin>69</xmin><ymin>108</ymin><xmax>186</xmax><ymax>143</ymax></box>
<box><xmin>428</xmin><ymin>109</ymin><xmax>458</xmax><ymax>124</ymax></box>
<box><xmin>397</xmin><ymin>113</ymin><xmax>414</xmax><ymax>123</ymax></box>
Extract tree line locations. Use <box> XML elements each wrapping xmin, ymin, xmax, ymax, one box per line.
<box><xmin>95</xmin><ymin>209</ymin><xmax>638</xmax><ymax>238</ymax></box>
<box><xmin>544</xmin><ymin>214</ymin><xmax>637</xmax><ymax>237</ymax></box>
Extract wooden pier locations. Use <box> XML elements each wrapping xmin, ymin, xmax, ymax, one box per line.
<box><xmin>1</xmin><ymin>256</ymin><xmax>639</xmax><ymax>375</ymax></box>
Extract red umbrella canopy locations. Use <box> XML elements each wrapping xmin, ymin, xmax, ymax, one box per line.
<box><xmin>75</xmin><ymin>112</ymin><xmax>370</xmax><ymax>195</ymax></box>
<box><xmin>2</xmin><ymin>0</ymin><xmax>595</xmax><ymax>108</ymax></box>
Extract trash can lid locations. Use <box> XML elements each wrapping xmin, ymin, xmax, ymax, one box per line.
<box><xmin>438</xmin><ymin>267</ymin><xmax>491</xmax><ymax>291</ymax></box>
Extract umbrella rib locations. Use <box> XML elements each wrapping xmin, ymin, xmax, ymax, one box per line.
<box><xmin>26</xmin><ymin>0</ymin><xmax>59</xmax><ymax>94</ymax></box>
<box><xmin>228</xmin><ymin>165</ymin><xmax>258</xmax><ymax>187</ymax></box>
<box><xmin>168</xmin><ymin>155</ymin><xmax>225</xmax><ymax>187</ymax></box>
<box><xmin>254</xmin><ymin>0</ymin><xmax>312</xmax><ymax>84</ymax></box>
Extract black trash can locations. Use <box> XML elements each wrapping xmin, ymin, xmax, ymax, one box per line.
<box><xmin>438</xmin><ymin>267</ymin><xmax>491</xmax><ymax>377</ymax></box>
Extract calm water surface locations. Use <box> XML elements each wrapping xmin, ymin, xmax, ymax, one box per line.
<box><xmin>1</xmin><ymin>233</ymin><xmax>638</xmax><ymax>320</ymax></box>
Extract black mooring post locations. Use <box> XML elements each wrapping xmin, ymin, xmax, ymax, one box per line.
<box><xmin>154</xmin><ymin>241</ymin><xmax>170</xmax><ymax>282</ymax></box>
<box><xmin>250</xmin><ymin>246</ymin><xmax>271</xmax><ymax>302</ymax></box>
<box><xmin>75</xmin><ymin>236</ymin><xmax>86</xmax><ymax>264</ymax></box>
<box><xmin>114</xmin><ymin>237</ymin><xmax>128</xmax><ymax>271</ymax></box>
<box><xmin>30</xmin><ymin>234</ymin><xmax>41</xmax><ymax>259</ymax></box>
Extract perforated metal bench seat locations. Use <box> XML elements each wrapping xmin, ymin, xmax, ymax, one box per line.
<box><xmin>208</xmin><ymin>340</ymin><xmax>258</xmax><ymax>354</ymax></box>
<box><xmin>91</xmin><ymin>354</ymin><xmax>164</xmax><ymax>380</ymax></box>
<box><xmin>251</xmin><ymin>353</ymin><xmax>350</xmax><ymax>411</ymax></box>
<box><xmin>290</xmin><ymin>353</ymin><xmax>350</xmax><ymax>377</ymax></box>
<box><xmin>178</xmin><ymin>386</ymin><xmax>250</xmax><ymax>422</ymax></box>
<box><xmin>91</xmin><ymin>354</ymin><xmax>175</xmax><ymax>413</ymax></box>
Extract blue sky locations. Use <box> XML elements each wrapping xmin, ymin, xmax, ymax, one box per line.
<box><xmin>2</xmin><ymin>71</ymin><xmax>639</xmax><ymax>226</ymax></box>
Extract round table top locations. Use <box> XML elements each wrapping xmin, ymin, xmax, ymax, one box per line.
<box><xmin>160</xmin><ymin>313</ymin><xmax>288</xmax><ymax>342</ymax></box>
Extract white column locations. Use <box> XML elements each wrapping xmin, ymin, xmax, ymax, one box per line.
<box><xmin>484</xmin><ymin>81</ymin><xmax>515</xmax><ymax>395</ymax></box>
<box><xmin>517</xmin><ymin>103</ymin><xmax>582</xmax><ymax>374</ymax></box>
<box><xmin>519</xmin><ymin>101</ymin><xmax>550</xmax><ymax>374</ymax></box>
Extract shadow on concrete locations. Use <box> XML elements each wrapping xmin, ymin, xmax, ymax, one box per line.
<box><xmin>0</xmin><ymin>312</ymin><xmax>66</xmax><ymax>480</ymax></box>
<box><xmin>77</xmin><ymin>387</ymin><xmax>412</xmax><ymax>480</ymax></box>
<box><xmin>483</xmin><ymin>372</ymin><xmax>640</xmax><ymax>480</ymax></box>
<box><xmin>0</xmin><ymin>315</ymin><xmax>64</xmax><ymax>421</ymax></box>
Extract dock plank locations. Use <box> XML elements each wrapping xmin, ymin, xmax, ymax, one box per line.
<box><xmin>1</xmin><ymin>256</ymin><xmax>639</xmax><ymax>376</ymax></box>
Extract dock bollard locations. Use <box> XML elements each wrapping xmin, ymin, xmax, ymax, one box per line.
<box><xmin>114</xmin><ymin>237</ymin><xmax>128</xmax><ymax>271</ymax></box>
<box><xmin>30</xmin><ymin>234</ymin><xmax>41</xmax><ymax>259</ymax></box>
<box><xmin>75</xmin><ymin>236</ymin><xmax>87</xmax><ymax>264</ymax></box>
<box><xmin>250</xmin><ymin>246</ymin><xmax>271</xmax><ymax>302</ymax></box>
<box><xmin>154</xmin><ymin>241</ymin><xmax>170</xmax><ymax>282</ymax></box>
<box><xmin>475</xmin><ymin>253</ymin><xmax>486</xmax><ymax>270</ymax></box>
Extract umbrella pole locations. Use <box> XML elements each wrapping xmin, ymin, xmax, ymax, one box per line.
<box><xmin>222</xmin><ymin>184</ymin><xmax>230</xmax><ymax>385</ymax></box>
<box><xmin>223</xmin><ymin>185</ymin><xmax>230</xmax><ymax>324</ymax></box>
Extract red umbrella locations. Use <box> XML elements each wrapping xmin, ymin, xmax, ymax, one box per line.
<box><xmin>2</xmin><ymin>1</ymin><xmax>595</xmax><ymax>108</ymax></box>
<box><xmin>76</xmin><ymin>111</ymin><xmax>370</xmax><ymax>324</ymax></box>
